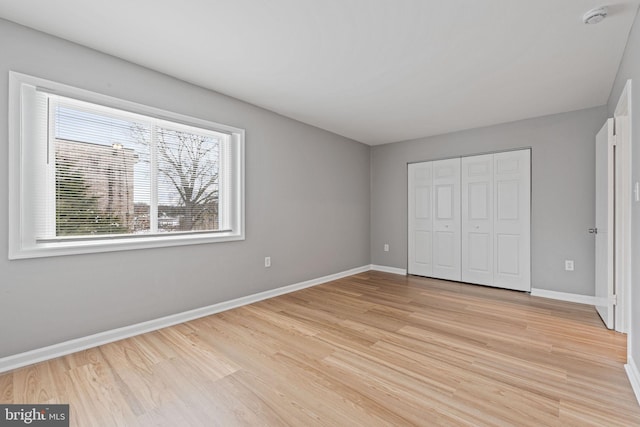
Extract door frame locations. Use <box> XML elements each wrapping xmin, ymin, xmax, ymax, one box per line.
<box><xmin>614</xmin><ymin>80</ymin><xmax>632</xmax><ymax>336</ymax></box>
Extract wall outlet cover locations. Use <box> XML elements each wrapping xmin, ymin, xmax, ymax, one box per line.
<box><xmin>565</xmin><ymin>260</ymin><xmax>574</xmax><ymax>271</ymax></box>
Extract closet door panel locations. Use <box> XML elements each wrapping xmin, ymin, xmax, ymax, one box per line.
<box><xmin>462</xmin><ymin>154</ymin><xmax>493</xmax><ymax>285</ymax></box>
<box><xmin>493</xmin><ymin>150</ymin><xmax>531</xmax><ymax>291</ymax></box>
<box><xmin>408</xmin><ymin>162</ymin><xmax>433</xmax><ymax>276</ymax></box>
<box><xmin>432</xmin><ymin>158</ymin><xmax>461</xmax><ymax>281</ymax></box>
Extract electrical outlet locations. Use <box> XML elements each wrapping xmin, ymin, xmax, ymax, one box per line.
<box><xmin>383</xmin><ymin>244</ymin><xmax>389</xmax><ymax>252</ymax></box>
<box><xmin>565</xmin><ymin>260</ymin><xmax>574</xmax><ymax>271</ymax></box>
<box><xmin>265</xmin><ymin>256</ymin><xmax>271</xmax><ymax>268</ymax></box>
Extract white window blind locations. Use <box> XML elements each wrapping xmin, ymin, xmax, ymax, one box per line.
<box><xmin>9</xmin><ymin>72</ymin><xmax>245</xmax><ymax>259</ymax></box>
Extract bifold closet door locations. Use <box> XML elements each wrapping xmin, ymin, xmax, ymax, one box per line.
<box><xmin>462</xmin><ymin>154</ymin><xmax>494</xmax><ymax>286</ymax></box>
<box><xmin>408</xmin><ymin>162</ymin><xmax>433</xmax><ymax>277</ymax></box>
<box><xmin>409</xmin><ymin>150</ymin><xmax>528</xmax><ymax>290</ymax></box>
<box><xmin>432</xmin><ymin>158</ymin><xmax>461</xmax><ymax>281</ymax></box>
<box><xmin>493</xmin><ymin>150</ymin><xmax>530</xmax><ymax>291</ymax></box>
<box><xmin>408</xmin><ymin>158</ymin><xmax>460</xmax><ymax>280</ymax></box>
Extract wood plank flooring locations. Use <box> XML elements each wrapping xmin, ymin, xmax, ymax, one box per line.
<box><xmin>1</xmin><ymin>271</ymin><xmax>639</xmax><ymax>426</ymax></box>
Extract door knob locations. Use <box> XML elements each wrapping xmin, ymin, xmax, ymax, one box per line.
<box><xmin>589</xmin><ymin>228</ymin><xmax>598</xmax><ymax>234</ymax></box>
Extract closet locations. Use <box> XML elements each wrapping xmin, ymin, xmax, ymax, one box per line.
<box><xmin>408</xmin><ymin>149</ymin><xmax>530</xmax><ymax>292</ymax></box>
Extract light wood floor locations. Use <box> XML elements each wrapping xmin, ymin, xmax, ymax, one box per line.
<box><xmin>1</xmin><ymin>271</ymin><xmax>639</xmax><ymax>426</ymax></box>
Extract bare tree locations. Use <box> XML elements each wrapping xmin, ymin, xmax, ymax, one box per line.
<box><xmin>132</xmin><ymin>125</ymin><xmax>220</xmax><ymax>231</ymax></box>
<box><xmin>156</xmin><ymin>128</ymin><xmax>219</xmax><ymax>231</ymax></box>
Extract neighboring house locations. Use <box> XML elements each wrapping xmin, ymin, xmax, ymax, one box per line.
<box><xmin>55</xmin><ymin>138</ymin><xmax>138</xmax><ymax>231</ymax></box>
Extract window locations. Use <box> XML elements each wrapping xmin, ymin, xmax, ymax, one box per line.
<box><xmin>9</xmin><ymin>72</ymin><xmax>245</xmax><ymax>259</ymax></box>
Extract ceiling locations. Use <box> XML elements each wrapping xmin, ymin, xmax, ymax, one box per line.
<box><xmin>1</xmin><ymin>1</ymin><xmax>639</xmax><ymax>145</ymax></box>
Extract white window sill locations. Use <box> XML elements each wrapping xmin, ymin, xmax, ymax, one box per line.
<box><xmin>9</xmin><ymin>232</ymin><xmax>245</xmax><ymax>259</ymax></box>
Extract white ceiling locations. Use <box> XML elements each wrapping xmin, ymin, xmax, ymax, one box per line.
<box><xmin>1</xmin><ymin>1</ymin><xmax>638</xmax><ymax>145</ymax></box>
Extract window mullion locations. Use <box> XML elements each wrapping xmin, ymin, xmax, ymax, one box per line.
<box><xmin>150</xmin><ymin>123</ymin><xmax>158</xmax><ymax>233</ymax></box>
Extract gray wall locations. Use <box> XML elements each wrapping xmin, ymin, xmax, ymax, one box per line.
<box><xmin>608</xmin><ymin>9</ymin><xmax>640</xmax><ymax>369</ymax></box>
<box><xmin>371</xmin><ymin>106</ymin><xmax>607</xmax><ymax>295</ymax></box>
<box><xmin>0</xmin><ymin>19</ymin><xmax>371</xmax><ymax>358</ymax></box>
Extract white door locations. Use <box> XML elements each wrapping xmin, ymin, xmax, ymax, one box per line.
<box><xmin>408</xmin><ymin>162</ymin><xmax>433</xmax><ymax>276</ymax></box>
<box><xmin>595</xmin><ymin>119</ymin><xmax>615</xmax><ymax>329</ymax></box>
<box><xmin>493</xmin><ymin>150</ymin><xmax>531</xmax><ymax>291</ymax></box>
<box><xmin>462</xmin><ymin>154</ymin><xmax>493</xmax><ymax>285</ymax></box>
<box><xmin>432</xmin><ymin>158</ymin><xmax>461</xmax><ymax>281</ymax></box>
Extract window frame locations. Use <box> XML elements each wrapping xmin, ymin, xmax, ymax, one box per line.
<box><xmin>8</xmin><ymin>71</ymin><xmax>245</xmax><ymax>259</ymax></box>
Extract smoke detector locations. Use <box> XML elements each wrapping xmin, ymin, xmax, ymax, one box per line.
<box><xmin>583</xmin><ymin>6</ymin><xmax>608</xmax><ymax>24</ymax></box>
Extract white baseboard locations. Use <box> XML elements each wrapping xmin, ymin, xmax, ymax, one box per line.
<box><xmin>370</xmin><ymin>264</ymin><xmax>407</xmax><ymax>275</ymax></box>
<box><xmin>0</xmin><ymin>265</ymin><xmax>370</xmax><ymax>374</ymax></box>
<box><xmin>625</xmin><ymin>357</ymin><xmax>640</xmax><ymax>405</ymax></box>
<box><xmin>530</xmin><ymin>288</ymin><xmax>595</xmax><ymax>305</ymax></box>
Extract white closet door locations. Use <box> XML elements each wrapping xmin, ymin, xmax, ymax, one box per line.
<box><xmin>408</xmin><ymin>162</ymin><xmax>433</xmax><ymax>276</ymax></box>
<box><xmin>462</xmin><ymin>154</ymin><xmax>493</xmax><ymax>285</ymax></box>
<box><xmin>594</xmin><ymin>119</ymin><xmax>615</xmax><ymax>329</ymax></box>
<box><xmin>432</xmin><ymin>158</ymin><xmax>461</xmax><ymax>281</ymax></box>
<box><xmin>493</xmin><ymin>150</ymin><xmax>531</xmax><ymax>291</ymax></box>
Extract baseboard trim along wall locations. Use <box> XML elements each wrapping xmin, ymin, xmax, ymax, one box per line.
<box><xmin>626</xmin><ymin>358</ymin><xmax>640</xmax><ymax>405</ymax></box>
<box><xmin>530</xmin><ymin>288</ymin><xmax>596</xmax><ymax>305</ymax></box>
<box><xmin>0</xmin><ymin>265</ymin><xmax>371</xmax><ymax>374</ymax></box>
<box><xmin>370</xmin><ymin>264</ymin><xmax>407</xmax><ymax>275</ymax></box>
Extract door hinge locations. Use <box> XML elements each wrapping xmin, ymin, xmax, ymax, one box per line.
<box><xmin>588</xmin><ymin>228</ymin><xmax>598</xmax><ymax>234</ymax></box>
<box><xmin>612</xmin><ymin>294</ymin><xmax>617</xmax><ymax>305</ymax></box>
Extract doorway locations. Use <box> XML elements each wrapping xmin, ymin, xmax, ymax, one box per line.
<box><xmin>595</xmin><ymin>79</ymin><xmax>632</xmax><ymax>333</ymax></box>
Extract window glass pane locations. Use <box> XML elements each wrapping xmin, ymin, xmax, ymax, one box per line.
<box><xmin>156</xmin><ymin>127</ymin><xmax>220</xmax><ymax>232</ymax></box>
<box><xmin>54</xmin><ymin>103</ymin><xmax>151</xmax><ymax>236</ymax></box>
